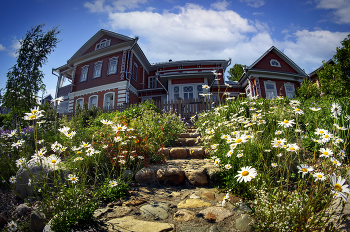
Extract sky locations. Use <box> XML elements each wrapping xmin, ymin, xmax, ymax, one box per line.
<box><xmin>0</xmin><ymin>0</ymin><xmax>349</xmax><ymax>99</ymax></box>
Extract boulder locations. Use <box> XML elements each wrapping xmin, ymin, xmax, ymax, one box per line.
<box><xmin>184</xmin><ymin>168</ymin><xmax>209</xmax><ymax>186</ymax></box>
<box><xmin>169</xmin><ymin>148</ymin><xmax>188</xmax><ymax>159</ymax></box>
<box><xmin>135</xmin><ymin>168</ymin><xmax>158</xmax><ymax>186</ymax></box>
<box><xmin>30</xmin><ymin>210</ymin><xmax>46</xmax><ymax>232</ymax></box>
<box><xmin>156</xmin><ymin>167</ymin><xmax>184</xmax><ymax>185</ymax></box>
<box><xmin>15</xmin><ymin>203</ymin><xmax>31</xmax><ymax>217</ymax></box>
<box><xmin>140</xmin><ymin>202</ymin><xmax>169</xmax><ymax>220</ymax></box>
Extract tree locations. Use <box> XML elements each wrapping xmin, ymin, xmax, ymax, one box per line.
<box><xmin>317</xmin><ymin>34</ymin><xmax>350</xmax><ymax>98</ymax></box>
<box><xmin>227</xmin><ymin>64</ymin><xmax>247</xmax><ymax>81</ymax></box>
<box><xmin>2</xmin><ymin>24</ymin><xmax>60</xmax><ymax>127</ymax></box>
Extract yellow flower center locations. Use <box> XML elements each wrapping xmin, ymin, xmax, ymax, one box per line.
<box><xmin>333</xmin><ymin>161</ymin><xmax>337</xmax><ymax>164</ymax></box>
<box><xmin>319</xmin><ymin>131</ymin><xmax>324</xmax><ymax>134</ymax></box>
<box><xmin>335</xmin><ymin>184</ymin><xmax>342</xmax><ymax>192</ymax></box>
<box><xmin>83</xmin><ymin>144</ymin><xmax>88</xmax><ymax>147</ymax></box>
<box><xmin>242</xmin><ymin>171</ymin><xmax>249</xmax><ymax>176</ymax></box>
<box><xmin>116</xmin><ymin>127</ymin><xmax>122</xmax><ymax>131</ymax></box>
<box><xmin>51</xmin><ymin>160</ymin><xmax>56</xmax><ymax>164</ymax></box>
<box><xmin>277</xmin><ymin>141</ymin><xmax>282</xmax><ymax>144</ymax></box>
<box><xmin>296</xmin><ymin>109</ymin><xmax>300</xmax><ymax>111</ymax></box>
<box><xmin>324</xmin><ymin>135</ymin><xmax>329</xmax><ymax>138</ymax></box>
<box><xmin>317</xmin><ymin>174</ymin><xmax>323</xmax><ymax>178</ymax></box>
<box><xmin>10</xmin><ymin>224</ymin><xmax>15</xmax><ymax>228</ymax></box>
<box><xmin>77</xmin><ymin>151</ymin><xmax>81</xmax><ymax>154</ymax></box>
<box><xmin>30</xmin><ymin>115</ymin><xmax>36</xmax><ymax>119</ymax></box>
<box><xmin>302</xmin><ymin>168</ymin><xmax>307</xmax><ymax>172</ymax></box>
<box><xmin>236</xmin><ymin>139</ymin><xmax>242</xmax><ymax>143</ymax></box>
<box><xmin>324</xmin><ymin>152</ymin><xmax>328</xmax><ymax>156</ymax></box>
<box><xmin>32</xmin><ymin>110</ymin><xmax>38</xmax><ymax>114</ymax></box>
<box><xmin>283</xmin><ymin>120</ymin><xmax>289</xmax><ymax>123</ymax></box>
<box><xmin>290</xmin><ymin>147</ymin><xmax>295</xmax><ymax>151</ymax></box>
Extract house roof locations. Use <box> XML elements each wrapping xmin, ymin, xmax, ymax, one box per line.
<box><xmin>308</xmin><ymin>59</ymin><xmax>334</xmax><ymax>77</ymax></box>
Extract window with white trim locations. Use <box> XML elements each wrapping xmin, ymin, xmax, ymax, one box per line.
<box><xmin>149</xmin><ymin>76</ymin><xmax>156</xmax><ymax>89</ymax></box>
<box><xmin>95</xmin><ymin>39</ymin><xmax>111</xmax><ymax>50</ymax></box>
<box><xmin>264</xmin><ymin>81</ymin><xmax>278</xmax><ymax>99</ymax></box>
<box><xmin>93</xmin><ymin>61</ymin><xmax>103</xmax><ymax>79</ymax></box>
<box><xmin>174</xmin><ymin>86</ymin><xmax>180</xmax><ymax>99</ymax></box>
<box><xmin>104</xmin><ymin>92</ymin><xmax>115</xmax><ymax>109</ymax></box>
<box><xmin>132</xmin><ymin>63</ymin><xmax>138</xmax><ymax>81</ymax></box>
<box><xmin>197</xmin><ymin>85</ymin><xmax>203</xmax><ymax>99</ymax></box>
<box><xmin>284</xmin><ymin>83</ymin><xmax>295</xmax><ymax>99</ymax></box>
<box><xmin>80</xmin><ymin>65</ymin><xmax>89</xmax><ymax>82</ymax></box>
<box><xmin>88</xmin><ymin>95</ymin><xmax>98</xmax><ymax>109</ymax></box>
<box><xmin>107</xmin><ymin>57</ymin><xmax>118</xmax><ymax>75</ymax></box>
<box><xmin>245</xmin><ymin>85</ymin><xmax>252</xmax><ymax>99</ymax></box>
<box><xmin>270</xmin><ymin>59</ymin><xmax>281</xmax><ymax>67</ymax></box>
<box><xmin>76</xmin><ymin>98</ymin><xmax>84</xmax><ymax>110</ymax></box>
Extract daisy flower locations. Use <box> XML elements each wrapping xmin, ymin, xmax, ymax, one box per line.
<box><xmin>313</xmin><ymin>172</ymin><xmax>326</xmax><ymax>182</ymax></box>
<box><xmin>227</xmin><ymin>150</ymin><xmax>234</xmax><ymax>157</ymax></box>
<box><xmin>101</xmin><ymin>119</ymin><xmax>113</xmax><ymax>125</ymax></box>
<box><xmin>28</xmin><ymin>178</ymin><xmax>32</xmax><ymax>186</ymax></box>
<box><xmin>277</xmin><ymin>153</ymin><xmax>283</xmax><ymax>157</ymax></box>
<box><xmin>204</xmin><ymin>158</ymin><xmax>210</xmax><ymax>162</ymax></box>
<box><xmin>214</xmin><ymin>158</ymin><xmax>221</xmax><ymax>166</ymax></box>
<box><xmin>7</xmin><ymin>220</ymin><xmax>17</xmax><ymax>231</ymax></box>
<box><xmin>9</xmin><ymin>176</ymin><xmax>16</xmax><ymax>184</ymax></box>
<box><xmin>315</xmin><ymin>128</ymin><xmax>328</xmax><ymax>135</ymax></box>
<box><xmin>286</xmin><ymin>143</ymin><xmax>300</xmax><ymax>153</ymax></box>
<box><xmin>15</xmin><ymin>158</ymin><xmax>26</xmax><ymax>168</ymax></box>
<box><xmin>334</xmin><ymin>124</ymin><xmax>348</xmax><ymax>131</ymax></box>
<box><xmin>310</xmin><ymin>107</ymin><xmax>321</xmax><ymax>112</ymax></box>
<box><xmin>338</xmin><ymin>150</ymin><xmax>346</xmax><ymax>160</ymax></box>
<box><xmin>235</xmin><ymin>166</ymin><xmax>258</xmax><ymax>183</ymax></box>
<box><xmin>73</xmin><ymin>157</ymin><xmax>83</xmax><ymax>162</ymax></box>
<box><xmin>68</xmin><ymin>174</ymin><xmax>79</xmax><ymax>184</ymax></box>
<box><xmin>275</xmin><ymin>130</ymin><xmax>283</xmax><ymax>135</ymax></box>
<box><xmin>236</xmin><ymin>153</ymin><xmax>243</xmax><ymax>158</ymax></box>
<box><xmin>278</xmin><ymin>119</ymin><xmax>295</xmax><ymax>128</ymax></box>
<box><xmin>112</xmin><ymin>124</ymin><xmax>127</xmax><ymax>132</ymax></box>
<box><xmin>114</xmin><ymin>136</ymin><xmax>123</xmax><ymax>142</ymax></box>
<box><xmin>80</xmin><ymin>141</ymin><xmax>91</xmax><ymax>149</ymax></box>
<box><xmin>331</xmin><ymin>103</ymin><xmax>342</xmax><ymax>117</ymax></box>
<box><xmin>47</xmin><ymin>155</ymin><xmax>61</xmax><ymax>165</ymax></box>
<box><xmin>293</xmin><ymin>108</ymin><xmax>304</xmax><ymax>115</ymax></box>
<box><xmin>297</xmin><ymin>164</ymin><xmax>313</xmax><ymax>178</ymax></box>
<box><xmin>211</xmin><ymin>144</ymin><xmax>219</xmax><ymax>150</ymax></box>
<box><xmin>58</xmin><ymin>126</ymin><xmax>70</xmax><ymax>134</ymax></box>
<box><xmin>119</xmin><ymin>159</ymin><xmax>126</xmax><ymax>165</ymax></box>
<box><xmin>271</xmin><ymin>163</ymin><xmax>278</xmax><ymax>168</ymax></box>
<box><xmin>319</xmin><ymin>148</ymin><xmax>333</xmax><ymax>158</ymax></box>
<box><xmin>225</xmin><ymin>164</ymin><xmax>232</xmax><ymax>170</ymax></box>
<box><xmin>109</xmin><ymin>180</ymin><xmax>118</xmax><ymax>187</ymax></box>
<box><xmin>329</xmin><ymin>174</ymin><xmax>350</xmax><ymax>201</ymax></box>
<box><xmin>330</xmin><ymin>157</ymin><xmax>341</xmax><ymax>167</ymax></box>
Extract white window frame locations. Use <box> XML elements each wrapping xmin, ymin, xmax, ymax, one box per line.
<box><xmin>284</xmin><ymin>82</ymin><xmax>295</xmax><ymax>99</ymax></box>
<box><xmin>132</xmin><ymin>62</ymin><xmax>138</xmax><ymax>81</ymax></box>
<box><xmin>171</xmin><ymin>84</ymin><xmax>205</xmax><ymax>101</ymax></box>
<box><xmin>270</xmin><ymin>59</ymin><xmax>281</xmax><ymax>67</ymax></box>
<box><xmin>245</xmin><ymin>85</ymin><xmax>252</xmax><ymax>99</ymax></box>
<box><xmin>107</xmin><ymin>57</ymin><xmax>118</xmax><ymax>76</ymax></box>
<box><xmin>88</xmin><ymin>95</ymin><xmax>98</xmax><ymax>109</ymax></box>
<box><xmin>80</xmin><ymin>65</ymin><xmax>89</xmax><ymax>82</ymax></box>
<box><xmin>93</xmin><ymin>61</ymin><xmax>103</xmax><ymax>79</ymax></box>
<box><xmin>95</xmin><ymin>39</ymin><xmax>111</xmax><ymax>50</ymax></box>
<box><xmin>75</xmin><ymin>98</ymin><xmax>84</xmax><ymax>110</ymax></box>
<box><xmin>103</xmin><ymin>92</ymin><xmax>115</xmax><ymax>109</ymax></box>
<box><xmin>149</xmin><ymin>76</ymin><xmax>156</xmax><ymax>89</ymax></box>
<box><xmin>264</xmin><ymin>80</ymin><xmax>278</xmax><ymax>99</ymax></box>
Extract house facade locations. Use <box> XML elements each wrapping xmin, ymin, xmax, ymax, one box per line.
<box><xmin>54</xmin><ymin>30</ymin><xmax>307</xmax><ymax>114</ymax></box>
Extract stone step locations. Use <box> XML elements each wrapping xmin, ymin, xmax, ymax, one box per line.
<box><xmin>159</xmin><ymin>146</ymin><xmax>207</xmax><ymax>159</ymax></box>
<box><xmin>187</xmin><ymin>128</ymin><xmax>197</xmax><ymax>133</ymax></box>
<box><xmin>179</xmin><ymin>132</ymin><xmax>200</xmax><ymax>138</ymax></box>
<box><xmin>175</xmin><ymin>138</ymin><xmax>200</xmax><ymax>146</ymax></box>
<box><xmin>135</xmin><ymin>159</ymin><xmax>221</xmax><ymax>187</ymax></box>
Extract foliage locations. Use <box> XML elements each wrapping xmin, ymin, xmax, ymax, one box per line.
<box><xmin>295</xmin><ymin>78</ymin><xmax>321</xmax><ymax>101</ymax></box>
<box><xmin>2</xmin><ymin>24</ymin><xmax>60</xmax><ymax>128</ymax></box>
<box><xmin>227</xmin><ymin>64</ymin><xmax>247</xmax><ymax>81</ymax></box>
<box><xmin>98</xmin><ymin>178</ymin><xmax>129</xmax><ymax>203</ymax></box>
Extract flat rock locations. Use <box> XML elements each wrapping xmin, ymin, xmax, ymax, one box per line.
<box><xmin>199</xmin><ymin>206</ymin><xmax>234</xmax><ymax>222</ymax></box>
<box><xmin>209</xmin><ymin>225</ymin><xmax>224</xmax><ymax>232</ymax></box>
<box><xmin>189</xmin><ymin>194</ymin><xmax>200</xmax><ymax>199</ymax></box>
<box><xmin>188</xmin><ymin>148</ymin><xmax>205</xmax><ymax>158</ymax></box>
<box><xmin>30</xmin><ymin>210</ymin><xmax>46</xmax><ymax>232</ymax></box>
<box><xmin>94</xmin><ymin>207</ymin><xmax>112</xmax><ymax>218</ymax></box>
<box><xmin>156</xmin><ymin>166</ymin><xmax>184</xmax><ymax>185</ymax></box>
<box><xmin>159</xmin><ymin>148</ymin><xmax>170</xmax><ymax>157</ymax></box>
<box><xmin>107</xmin><ymin>216</ymin><xmax>174</xmax><ymax>232</ymax></box>
<box><xmin>202</xmin><ymin>192</ymin><xmax>215</xmax><ymax>201</ymax></box>
<box><xmin>185</xmin><ymin>138</ymin><xmax>196</xmax><ymax>146</ymax></box>
<box><xmin>233</xmin><ymin>202</ymin><xmax>252</xmax><ymax>214</ymax></box>
<box><xmin>135</xmin><ymin>168</ymin><xmax>158</xmax><ymax>186</ymax></box>
<box><xmin>169</xmin><ymin>191</ymin><xmax>181</xmax><ymax>197</ymax></box>
<box><xmin>140</xmin><ymin>202</ymin><xmax>169</xmax><ymax>220</ymax></box>
<box><xmin>16</xmin><ymin>203</ymin><xmax>31</xmax><ymax>216</ymax></box>
<box><xmin>107</xmin><ymin>206</ymin><xmax>132</xmax><ymax>218</ymax></box>
<box><xmin>174</xmin><ymin>209</ymin><xmax>195</xmax><ymax>222</ymax></box>
<box><xmin>123</xmin><ymin>197</ymin><xmax>147</xmax><ymax>206</ymax></box>
<box><xmin>177</xmin><ymin>199</ymin><xmax>211</xmax><ymax>208</ymax></box>
<box><xmin>184</xmin><ymin>168</ymin><xmax>208</xmax><ymax>186</ymax></box>
<box><xmin>236</xmin><ymin>214</ymin><xmax>254</xmax><ymax>232</ymax></box>
<box><xmin>169</xmin><ymin>148</ymin><xmax>188</xmax><ymax>159</ymax></box>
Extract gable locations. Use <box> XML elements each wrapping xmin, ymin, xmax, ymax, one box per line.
<box><xmin>82</xmin><ymin>34</ymin><xmax>130</xmax><ymax>56</ymax></box>
<box><xmin>251</xmin><ymin>51</ymin><xmax>298</xmax><ymax>74</ymax></box>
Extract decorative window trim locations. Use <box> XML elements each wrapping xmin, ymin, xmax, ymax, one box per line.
<box><xmin>245</xmin><ymin>85</ymin><xmax>252</xmax><ymax>99</ymax></box>
<box><xmin>93</xmin><ymin>61</ymin><xmax>103</xmax><ymax>79</ymax></box>
<box><xmin>270</xmin><ymin>59</ymin><xmax>281</xmax><ymax>67</ymax></box>
<box><xmin>75</xmin><ymin>98</ymin><xmax>84</xmax><ymax>109</ymax></box>
<box><xmin>263</xmin><ymin>80</ymin><xmax>278</xmax><ymax>99</ymax></box>
<box><xmin>103</xmin><ymin>92</ymin><xmax>115</xmax><ymax>109</ymax></box>
<box><xmin>107</xmin><ymin>57</ymin><xmax>119</xmax><ymax>76</ymax></box>
<box><xmin>149</xmin><ymin>76</ymin><xmax>156</xmax><ymax>89</ymax></box>
<box><xmin>132</xmin><ymin>62</ymin><xmax>138</xmax><ymax>81</ymax></box>
<box><xmin>80</xmin><ymin>65</ymin><xmax>89</xmax><ymax>82</ymax></box>
<box><xmin>88</xmin><ymin>95</ymin><xmax>98</xmax><ymax>109</ymax></box>
<box><xmin>284</xmin><ymin>82</ymin><xmax>295</xmax><ymax>99</ymax></box>
<box><xmin>95</xmin><ymin>39</ymin><xmax>111</xmax><ymax>50</ymax></box>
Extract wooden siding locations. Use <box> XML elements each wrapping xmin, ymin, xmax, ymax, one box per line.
<box><xmin>252</xmin><ymin>51</ymin><xmax>298</xmax><ymax>74</ymax></box>
<box><xmin>83</xmin><ymin>34</ymin><xmax>129</xmax><ymax>56</ymax></box>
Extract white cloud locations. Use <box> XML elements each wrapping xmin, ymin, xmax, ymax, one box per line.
<box><xmin>240</xmin><ymin>0</ymin><xmax>265</xmax><ymax>8</ymax></box>
<box><xmin>316</xmin><ymin>0</ymin><xmax>350</xmax><ymax>24</ymax></box>
<box><xmin>8</xmin><ymin>38</ymin><xmax>21</xmax><ymax>58</ymax></box>
<box><xmin>277</xmin><ymin>30</ymin><xmax>349</xmax><ymax>73</ymax></box>
<box><xmin>0</xmin><ymin>44</ymin><xmax>6</xmax><ymax>51</ymax></box>
<box><xmin>84</xmin><ymin>0</ymin><xmax>148</xmax><ymax>13</ymax></box>
<box><xmin>211</xmin><ymin>0</ymin><xmax>230</xmax><ymax>11</ymax></box>
<box><xmin>252</xmin><ymin>12</ymin><xmax>264</xmax><ymax>15</ymax></box>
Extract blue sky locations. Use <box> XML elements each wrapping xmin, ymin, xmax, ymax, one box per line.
<box><xmin>0</xmin><ymin>0</ymin><xmax>349</xmax><ymax>99</ymax></box>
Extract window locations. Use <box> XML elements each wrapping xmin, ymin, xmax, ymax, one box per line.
<box><xmin>284</xmin><ymin>83</ymin><xmax>295</xmax><ymax>99</ymax></box>
<box><xmin>270</xmin><ymin>59</ymin><xmax>281</xmax><ymax>67</ymax></box>
<box><xmin>183</xmin><ymin>86</ymin><xmax>194</xmax><ymax>100</ymax></box>
<box><xmin>107</xmin><ymin>57</ymin><xmax>118</xmax><ymax>75</ymax></box>
<box><xmin>104</xmin><ymin>92</ymin><xmax>115</xmax><ymax>109</ymax></box>
<box><xmin>149</xmin><ymin>76</ymin><xmax>156</xmax><ymax>89</ymax></box>
<box><xmin>80</xmin><ymin>65</ymin><xmax>89</xmax><ymax>82</ymax></box>
<box><xmin>93</xmin><ymin>61</ymin><xmax>103</xmax><ymax>79</ymax></box>
<box><xmin>95</xmin><ymin>39</ymin><xmax>111</xmax><ymax>50</ymax></box>
<box><xmin>132</xmin><ymin>63</ymin><xmax>138</xmax><ymax>81</ymax></box>
<box><xmin>76</xmin><ymin>98</ymin><xmax>84</xmax><ymax>110</ymax></box>
<box><xmin>245</xmin><ymin>85</ymin><xmax>252</xmax><ymax>99</ymax></box>
<box><xmin>174</xmin><ymin>86</ymin><xmax>180</xmax><ymax>99</ymax></box>
<box><xmin>88</xmin><ymin>95</ymin><xmax>98</xmax><ymax>109</ymax></box>
<box><xmin>264</xmin><ymin>81</ymin><xmax>277</xmax><ymax>99</ymax></box>
<box><xmin>197</xmin><ymin>85</ymin><xmax>203</xmax><ymax>99</ymax></box>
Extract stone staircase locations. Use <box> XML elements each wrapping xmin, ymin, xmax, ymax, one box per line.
<box><xmin>134</xmin><ymin>126</ymin><xmax>220</xmax><ymax>187</ymax></box>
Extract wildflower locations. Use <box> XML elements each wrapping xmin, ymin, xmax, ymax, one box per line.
<box><xmin>47</xmin><ymin>155</ymin><xmax>61</xmax><ymax>165</ymax></box>
<box><xmin>112</xmin><ymin>124</ymin><xmax>127</xmax><ymax>132</ymax></box>
<box><xmin>334</xmin><ymin>124</ymin><xmax>348</xmax><ymax>131</ymax></box>
<box><xmin>330</xmin><ymin>157</ymin><xmax>341</xmax><ymax>167</ymax></box>
<box><xmin>80</xmin><ymin>141</ymin><xmax>91</xmax><ymax>149</ymax></box>
<box><xmin>275</xmin><ymin>130</ymin><xmax>283</xmax><ymax>135</ymax></box>
<box><xmin>58</xmin><ymin>126</ymin><xmax>70</xmax><ymax>134</ymax></box>
<box><xmin>331</xmin><ymin>103</ymin><xmax>342</xmax><ymax>117</ymax></box>
<box><xmin>206</xmin><ymin>129</ymin><xmax>215</xmax><ymax>135</ymax></box>
<box><xmin>293</xmin><ymin>107</ymin><xmax>304</xmax><ymax>115</ymax></box>
<box><xmin>28</xmin><ymin>178</ymin><xmax>32</xmax><ymax>186</ymax></box>
<box><xmin>345</xmin><ymin>115</ymin><xmax>350</xmax><ymax>121</ymax></box>
<box><xmin>9</xmin><ymin>176</ymin><xmax>16</xmax><ymax>183</ymax></box>
<box><xmin>264</xmin><ymin>149</ymin><xmax>271</xmax><ymax>152</ymax></box>
<box><xmin>227</xmin><ymin>150</ymin><xmax>234</xmax><ymax>157</ymax></box>
<box><xmin>257</xmin><ymin>119</ymin><xmax>266</xmax><ymax>125</ymax></box>
<box><xmin>295</xmin><ymin>129</ymin><xmax>303</xmax><ymax>133</ymax></box>
<box><xmin>286</xmin><ymin>143</ymin><xmax>300</xmax><ymax>153</ymax></box>
<box><xmin>7</xmin><ymin>220</ymin><xmax>17</xmax><ymax>231</ymax></box>
<box><xmin>271</xmin><ymin>163</ymin><xmax>278</xmax><ymax>167</ymax></box>
<box><xmin>102</xmin><ymin>145</ymin><xmax>108</xmax><ymax>149</ymax></box>
<box><xmin>338</xmin><ymin>150</ymin><xmax>346</xmax><ymax>160</ymax></box>
<box><xmin>277</xmin><ymin>153</ymin><xmax>283</xmax><ymax>157</ymax></box>
<box><xmin>51</xmin><ymin>141</ymin><xmax>62</xmax><ymax>152</ymax></box>
<box><xmin>211</xmin><ymin>144</ymin><xmax>219</xmax><ymax>150</ymax></box>
<box><xmin>278</xmin><ymin>119</ymin><xmax>295</xmax><ymax>128</ymax></box>
<box><xmin>297</xmin><ymin>164</ymin><xmax>313</xmax><ymax>178</ymax></box>
<box><xmin>114</xmin><ymin>136</ymin><xmax>123</xmax><ymax>142</ymax></box>
<box><xmin>310</xmin><ymin>107</ymin><xmax>321</xmax><ymax>112</ymax></box>
<box><xmin>225</xmin><ymin>164</ymin><xmax>232</xmax><ymax>169</ymax></box>
<box><xmin>51</xmin><ymin>96</ymin><xmax>64</xmax><ymax>105</ymax></box>
<box><xmin>235</xmin><ymin>166</ymin><xmax>258</xmax><ymax>183</ymax></box>
<box><xmin>319</xmin><ymin>148</ymin><xmax>333</xmax><ymax>158</ymax></box>
<box><xmin>38</xmin><ymin>139</ymin><xmax>44</xmax><ymax>144</ymax></box>
<box><xmin>221</xmin><ymin>134</ymin><xmax>231</xmax><ymax>140</ymax></box>
<box><xmin>230</xmin><ymin>143</ymin><xmax>237</xmax><ymax>150</ymax></box>
<box><xmin>330</xmin><ymin>174</ymin><xmax>350</xmax><ymax>201</ymax></box>
<box><xmin>289</xmin><ymin>100</ymin><xmax>300</xmax><ymax>106</ymax></box>
<box><xmin>109</xmin><ymin>180</ymin><xmax>118</xmax><ymax>187</ymax></box>
<box><xmin>15</xmin><ymin>158</ymin><xmax>26</xmax><ymax>168</ymax></box>
<box><xmin>68</xmin><ymin>174</ymin><xmax>79</xmax><ymax>184</ymax></box>
<box><xmin>101</xmin><ymin>119</ymin><xmax>113</xmax><ymax>125</ymax></box>
<box><xmin>73</xmin><ymin>157</ymin><xmax>83</xmax><ymax>162</ymax></box>
<box><xmin>236</xmin><ymin>153</ymin><xmax>243</xmax><ymax>158</ymax></box>
<box><xmin>214</xmin><ymin>158</ymin><xmax>221</xmax><ymax>166</ymax></box>
<box><xmin>119</xmin><ymin>159</ymin><xmax>126</xmax><ymax>165</ymax></box>
<box><xmin>313</xmin><ymin>172</ymin><xmax>326</xmax><ymax>182</ymax></box>
<box><xmin>204</xmin><ymin>158</ymin><xmax>210</xmax><ymax>162</ymax></box>
<box><xmin>202</xmin><ymin>85</ymin><xmax>210</xmax><ymax>89</ymax></box>
<box><xmin>321</xmin><ymin>133</ymin><xmax>333</xmax><ymax>143</ymax></box>
<box><xmin>315</xmin><ymin>128</ymin><xmax>328</xmax><ymax>135</ymax></box>
<box><xmin>8</xmin><ymin>130</ymin><xmax>17</xmax><ymax>137</ymax></box>
<box><xmin>271</xmin><ymin>138</ymin><xmax>286</xmax><ymax>147</ymax></box>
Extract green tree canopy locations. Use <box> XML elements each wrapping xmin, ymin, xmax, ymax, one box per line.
<box><xmin>227</xmin><ymin>64</ymin><xmax>247</xmax><ymax>81</ymax></box>
<box><xmin>317</xmin><ymin>34</ymin><xmax>350</xmax><ymax>98</ymax></box>
<box><xmin>2</xmin><ymin>24</ymin><xmax>60</xmax><ymax>127</ymax></box>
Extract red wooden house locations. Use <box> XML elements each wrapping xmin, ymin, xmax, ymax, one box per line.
<box><xmin>54</xmin><ymin>30</ymin><xmax>307</xmax><ymax>114</ymax></box>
